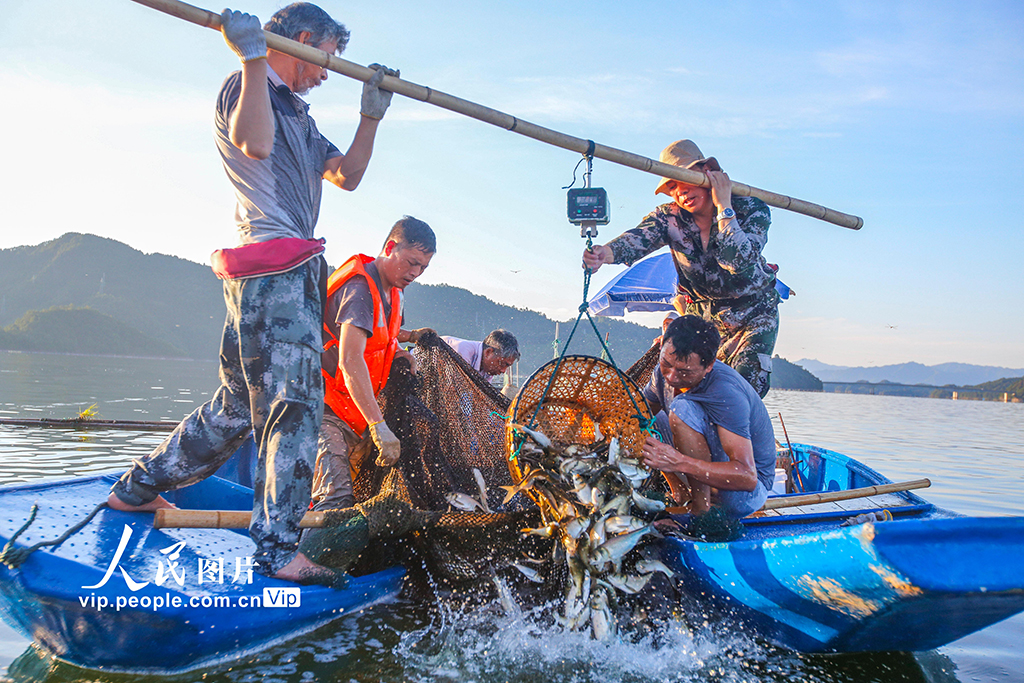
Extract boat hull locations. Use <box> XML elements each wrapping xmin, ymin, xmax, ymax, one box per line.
<box><xmin>661</xmin><ymin>444</ymin><xmax>1024</xmax><ymax>653</ymax></box>
<box><xmin>0</xmin><ymin>474</ymin><xmax>404</xmax><ymax>672</ymax></box>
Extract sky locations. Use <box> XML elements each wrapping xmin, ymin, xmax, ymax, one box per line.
<box><xmin>1</xmin><ymin>0</ymin><xmax>1022</xmax><ymax>368</ymax></box>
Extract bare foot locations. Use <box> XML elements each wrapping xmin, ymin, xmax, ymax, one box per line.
<box><xmin>107</xmin><ymin>492</ymin><xmax>177</xmax><ymax>512</ymax></box>
<box><xmin>271</xmin><ymin>551</ymin><xmax>347</xmax><ymax>587</ymax></box>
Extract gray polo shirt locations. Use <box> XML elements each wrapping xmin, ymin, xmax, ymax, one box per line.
<box><xmin>214</xmin><ymin>66</ymin><xmax>342</xmax><ymax>244</ymax></box>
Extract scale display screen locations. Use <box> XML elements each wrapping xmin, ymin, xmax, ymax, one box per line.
<box><xmin>567</xmin><ymin>187</ymin><xmax>610</xmax><ymax>225</ymax></box>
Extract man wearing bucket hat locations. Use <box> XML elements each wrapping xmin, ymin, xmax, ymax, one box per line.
<box><xmin>582</xmin><ymin>140</ymin><xmax>779</xmax><ymax>397</ymax></box>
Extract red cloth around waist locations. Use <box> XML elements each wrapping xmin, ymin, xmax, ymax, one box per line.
<box><xmin>210</xmin><ymin>237</ymin><xmax>325</xmax><ymax>280</ymax></box>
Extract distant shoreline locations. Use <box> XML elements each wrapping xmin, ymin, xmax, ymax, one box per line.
<box><xmin>0</xmin><ymin>349</ymin><xmax>217</xmax><ymax>364</ymax></box>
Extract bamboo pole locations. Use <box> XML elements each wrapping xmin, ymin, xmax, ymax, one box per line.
<box><xmin>0</xmin><ymin>417</ymin><xmax>178</xmax><ymax>431</ymax></box>
<box><xmin>760</xmin><ymin>478</ymin><xmax>931</xmax><ymax>511</ymax></box>
<box><xmin>155</xmin><ymin>508</ymin><xmax>327</xmax><ymax>529</ymax></box>
<box><xmin>160</xmin><ymin>478</ymin><xmax>930</xmax><ymax>528</ymax></box>
<box><xmin>128</xmin><ymin>0</ymin><xmax>863</xmax><ymax>230</ymax></box>
<box><xmin>664</xmin><ymin>478</ymin><xmax>931</xmax><ymax>516</ymax></box>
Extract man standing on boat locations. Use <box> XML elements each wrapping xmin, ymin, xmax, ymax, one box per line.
<box><xmin>640</xmin><ymin>315</ymin><xmax>777</xmax><ymax>522</ymax></box>
<box><xmin>108</xmin><ymin>3</ymin><xmax>398</xmax><ymax>584</ymax></box>
<box><xmin>582</xmin><ymin>140</ymin><xmax>779</xmax><ymax>397</ymax></box>
<box><xmin>312</xmin><ymin>217</ymin><xmax>435</xmax><ymax>511</ymax></box>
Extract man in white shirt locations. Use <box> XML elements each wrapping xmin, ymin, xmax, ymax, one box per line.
<box><xmin>442</xmin><ymin>329</ymin><xmax>520</xmax><ymax>382</ymax></box>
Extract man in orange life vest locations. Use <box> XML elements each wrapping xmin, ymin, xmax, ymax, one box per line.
<box><xmin>312</xmin><ymin>216</ymin><xmax>436</xmax><ymax>511</ymax></box>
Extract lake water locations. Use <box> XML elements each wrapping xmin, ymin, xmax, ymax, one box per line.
<box><xmin>1</xmin><ymin>350</ymin><xmax>1022</xmax><ymax>682</ymax></box>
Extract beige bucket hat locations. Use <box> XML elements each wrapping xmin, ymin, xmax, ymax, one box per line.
<box><xmin>654</xmin><ymin>140</ymin><xmax>721</xmax><ymax>196</ymax></box>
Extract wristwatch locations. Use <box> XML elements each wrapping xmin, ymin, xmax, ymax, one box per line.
<box><xmin>715</xmin><ymin>207</ymin><xmax>736</xmax><ymax>222</ymax></box>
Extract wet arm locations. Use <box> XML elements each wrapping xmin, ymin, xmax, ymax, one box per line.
<box><xmin>322</xmin><ymin>116</ymin><xmax>381</xmax><ymax>191</ymax></box>
<box><xmin>666</xmin><ymin>414</ymin><xmax>757</xmax><ymax>491</ymax></box>
<box><xmin>228</xmin><ymin>59</ymin><xmax>274</xmax><ymax>160</ymax></box>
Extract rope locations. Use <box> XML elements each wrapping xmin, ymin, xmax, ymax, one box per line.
<box><xmin>522</xmin><ymin>244</ymin><xmax>661</xmax><ymax>442</ymax></box>
<box><xmin>0</xmin><ymin>502</ymin><xmax>109</xmax><ymax>569</ymax></box>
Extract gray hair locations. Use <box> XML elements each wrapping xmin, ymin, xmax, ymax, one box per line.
<box><xmin>264</xmin><ymin>3</ymin><xmax>350</xmax><ymax>54</ymax></box>
<box><xmin>483</xmin><ymin>329</ymin><xmax>520</xmax><ymax>361</ymax></box>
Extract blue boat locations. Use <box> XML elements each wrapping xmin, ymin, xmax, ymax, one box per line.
<box><xmin>3</xmin><ymin>443</ymin><xmax>1023</xmax><ymax>669</ymax></box>
<box><xmin>661</xmin><ymin>443</ymin><xmax>1024</xmax><ymax>653</ymax></box>
<box><xmin>0</xmin><ymin>473</ymin><xmax>404</xmax><ymax>673</ymax></box>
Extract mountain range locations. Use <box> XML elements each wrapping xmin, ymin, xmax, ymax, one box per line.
<box><xmin>5</xmin><ymin>234</ymin><xmax>1018</xmax><ymax>392</ymax></box>
<box><xmin>0</xmin><ymin>233</ymin><xmax>659</xmax><ymax>374</ymax></box>
<box><xmin>794</xmin><ymin>359</ymin><xmax>1024</xmax><ymax>387</ymax></box>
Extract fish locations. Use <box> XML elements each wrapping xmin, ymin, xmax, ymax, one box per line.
<box><xmin>445</xmin><ymin>491</ymin><xmax>485</xmax><ymax>512</ymax></box>
<box><xmin>492</xmin><ymin>573</ymin><xmax>518</xmax><ymax>615</ymax></box>
<box><xmin>631</xmin><ymin>490</ymin><xmax>666</xmax><ymax>513</ymax></box>
<box><xmin>500</xmin><ymin>423</ymin><xmax>672</xmax><ymax>639</ymax></box>
<box><xmin>588</xmin><ymin>512</ymin><xmax>609</xmax><ymax>547</ymax></box>
<box><xmin>563</xmin><ymin>515</ymin><xmax>589</xmax><ymax>539</ymax></box>
<box><xmin>590</xmin><ymin>588</ymin><xmax>615</xmax><ymax>640</ymax></box>
<box><xmin>498</xmin><ymin>467</ymin><xmax>552</xmax><ymax>505</ymax></box>
<box><xmin>471</xmin><ymin>468</ymin><xmax>492</xmax><ymax>513</ymax></box>
<box><xmin>604</xmin><ymin>514</ymin><xmax>645</xmax><ymax>535</ymax></box>
<box><xmin>510</xmin><ymin>422</ymin><xmax>553</xmax><ymax>451</ymax></box>
<box><xmin>532</xmin><ymin>479</ymin><xmax>573</xmax><ymax>511</ymax></box>
<box><xmin>513</xmin><ymin>562</ymin><xmax>544</xmax><ymax>583</ymax></box>
<box><xmin>599</xmin><ymin>493</ymin><xmax>631</xmax><ymax>516</ymax></box>
<box><xmin>565</xmin><ymin>605</ymin><xmax>592</xmax><ymax>632</ymax></box>
<box><xmin>607</xmin><ymin>436</ymin><xmax>620</xmax><ymax>465</ymax></box>
<box><xmin>557</xmin><ymin>500</ymin><xmax>579</xmax><ymax>520</ymax></box>
<box><xmin>521</xmin><ymin>522</ymin><xmax>560</xmax><ymax>537</ymax></box>
<box><xmin>634</xmin><ymin>558</ymin><xmax>674</xmax><ymax>577</ymax></box>
<box><xmin>559</xmin><ymin>456</ymin><xmax>598</xmax><ymax>478</ymax></box>
<box><xmin>616</xmin><ymin>459</ymin><xmax>650</xmax><ymax>486</ymax></box>
<box><xmin>573</xmin><ymin>477</ymin><xmax>594</xmax><ymax>506</ymax></box>
<box><xmin>591</xmin><ymin>525</ymin><xmax>660</xmax><ymax>573</ymax></box>
<box><xmin>606</xmin><ymin>571</ymin><xmax>652</xmax><ymax>594</ymax></box>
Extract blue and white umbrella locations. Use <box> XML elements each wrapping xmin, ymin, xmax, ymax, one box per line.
<box><xmin>587</xmin><ymin>252</ymin><xmax>793</xmax><ymax>317</ymax></box>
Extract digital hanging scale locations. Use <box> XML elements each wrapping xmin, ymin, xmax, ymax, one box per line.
<box><xmin>567</xmin><ymin>147</ymin><xmax>610</xmax><ymax>238</ymax></box>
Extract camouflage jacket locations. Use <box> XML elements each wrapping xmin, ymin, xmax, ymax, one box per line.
<box><xmin>606</xmin><ymin>196</ymin><xmax>775</xmax><ymax>302</ymax></box>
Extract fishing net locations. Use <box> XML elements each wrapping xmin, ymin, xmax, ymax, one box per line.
<box><xmin>340</xmin><ymin>332</ymin><xmax>542</xmax><ymax>581</ymax></box>
<box><xmin>329</xmin><ymin>333</ymin><xmax>660</xmax><ymax>586</ymax></box>
<box><xmin>625</xmin><ymin>342</ymin><xmax>661</xmax><ymax>390</ymax></box>
<box><xmin>352</xmin><ymin>332</ymin><xmax>513</xmax><ymax>510</ymax></box>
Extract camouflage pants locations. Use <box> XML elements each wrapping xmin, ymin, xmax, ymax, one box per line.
<box><xmin>684</xmin><ymin>291</ymin><xmax>779</xmax><ymax>398</ymax></box>
<box><xmin>111</xmin><ymin>261</ymin><xmax>324</xmax><ymax>575</ymax></box>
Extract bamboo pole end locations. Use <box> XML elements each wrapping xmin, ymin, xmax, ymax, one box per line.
<box><xmin>154</xmin><ymin>509</ymin><xmax>170</xmax><ymax>529</ymax></box>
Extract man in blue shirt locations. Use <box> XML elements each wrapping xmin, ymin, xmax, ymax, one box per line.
<box><xmin>641</xmin><ymin>315</ymin><xmax>777</xmax><ymax>518</ymax></box>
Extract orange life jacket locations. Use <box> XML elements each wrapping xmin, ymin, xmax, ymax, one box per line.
<box><xmin>321</xmin><ymin>254</ymin><xmax>402</xmax><ymax>434</ymax></box>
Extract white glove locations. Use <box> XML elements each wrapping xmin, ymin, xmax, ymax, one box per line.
<box><xmin>220</xmin><ymin>9</ymin><xmax>266</xmax><ymax>64</ymax></box>
<box><xmin>370</xmin><ymin>420</ymin><xmax>401</xmax><ymax>467</ymax></box>
<box><xmin>361</xmin><ymin>64</ymin><xmax>399</xmax><ymax>120</ymax></box>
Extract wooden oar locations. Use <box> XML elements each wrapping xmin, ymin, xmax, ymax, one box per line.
<box><xmin>128</xmin><ymin>0</ymin><xmax>863</xmax><ymax>231</ymax></box>
<box><xmin>154</xmin><ymin>508</ymin><xmax>328</xmax><ymax>529</ymax></box>
<box><xmin>664</xmin><ymin>477</ymin><xmax>931</xmax><ymax>516</ymax></box>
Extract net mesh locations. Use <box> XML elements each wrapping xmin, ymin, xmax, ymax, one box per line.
<box><xmin>625</xmin><ymin>342</ymin><xmax>661</xmax><ymax>389</ymax></box>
